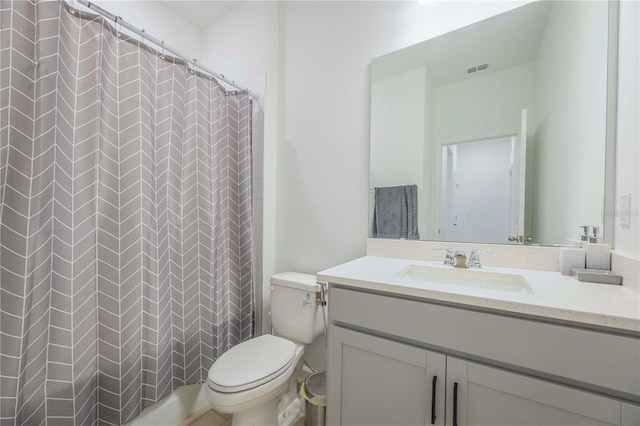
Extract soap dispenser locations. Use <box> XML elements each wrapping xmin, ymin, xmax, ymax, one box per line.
<box><xmin>579</xmin><ymin>226</ymin><xmax>590</xmax><ymax>243</ymax></box>
<box><xmin>585</xmin><ymin>225</ymin><xmax>610</xmax><ymax>270</ymax></box>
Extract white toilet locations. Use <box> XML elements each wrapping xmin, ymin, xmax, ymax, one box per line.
<box><xmin>206</xmin><ymin>272</ymin><xmax>326</xmax><ymax>426</ymax></box>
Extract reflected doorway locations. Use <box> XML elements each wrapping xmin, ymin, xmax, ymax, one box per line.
<box><xmin>441</xmin><ymin>135</ymin><xmax>523</xmax><ymax>243</ymax></box>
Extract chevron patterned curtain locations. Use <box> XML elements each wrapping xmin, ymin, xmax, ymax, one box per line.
<box><xmin>0</xmin><ymin>1</ymin><xmax>254</xmax><ymax>424</ymax></box>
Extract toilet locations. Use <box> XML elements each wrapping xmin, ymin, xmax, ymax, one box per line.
<box><xmin>206</xmin><ymin>272</ymin><xmax>326</xmax><ymax>426</ymax></box>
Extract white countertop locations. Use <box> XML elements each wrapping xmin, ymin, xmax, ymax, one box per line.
<box><xmin>317</xmin><ymin>256</ymin><xmax>640</xmax><ymax>333</ymax></box>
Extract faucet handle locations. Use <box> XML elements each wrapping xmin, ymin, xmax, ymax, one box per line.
<box><xmin>434</xmin><ymin>248</ymin><xmax>454</xmax><ymax>265</ymax></box>
<box><xmin>469</xmin><ymin>249</ymin><xmax>492</xmax><ymax>268</ymax></box>
<box><xmin>468</xmin><ymin>250</ymin><xmax>481</xmax><ymax>268</ymax></box>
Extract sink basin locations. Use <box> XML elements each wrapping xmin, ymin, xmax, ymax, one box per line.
<box><xmin>395</xmin><ymin>265</ymin><xmax>533</xmax><ymax>294</ymax></box>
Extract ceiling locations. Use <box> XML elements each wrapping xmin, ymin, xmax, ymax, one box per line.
<box><xmin>159</xmin><ymin>1</ymin><xmax>243</xmax><ymax>28</ymax></box>
<box><xmin>371</xmin><ymin>1</ymin><xmax>551</xmax><ymax>87</ymax></box>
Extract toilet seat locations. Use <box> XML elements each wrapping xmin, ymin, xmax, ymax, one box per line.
<box><xmin>207</xmin><ymin>335</ymin><xmax>296</xmax><ymax>393</ymax></box>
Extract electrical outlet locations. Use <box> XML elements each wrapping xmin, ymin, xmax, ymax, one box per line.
<box><xmin>620</xmin><ymin>193</ymin><xmax>631</xmax><ymax>228</ymax></box>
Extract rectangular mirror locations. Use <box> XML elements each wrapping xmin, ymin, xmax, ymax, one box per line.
<box><xmin>369</xmin><ymin>1</ymin><xmax>613</xmax><ymax>246</ymax></box>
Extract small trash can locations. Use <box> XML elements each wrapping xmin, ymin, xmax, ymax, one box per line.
<box><xmin>300</xmin><ymin>371</ymin><xmax>326</xmax><ymax>426</ymax></box>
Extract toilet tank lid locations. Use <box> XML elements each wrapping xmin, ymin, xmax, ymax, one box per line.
<box><xmin>271</xmin><ymin>272</ymin><xmax>320</xmax><ymax>292</ymax></box>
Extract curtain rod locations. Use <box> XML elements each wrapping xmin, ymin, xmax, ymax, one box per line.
<box><xmin>75</xmin><ymin>0</ymin><xmax>258</xmax><ymax>100</ymax></box>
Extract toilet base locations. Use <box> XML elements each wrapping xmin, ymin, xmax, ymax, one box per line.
<box><xmin>209</xmin><ymin>388</ymin><xmax>304</xmax><ymax>426</ymax></box>
<box><xmin>226</xmin><ymin>391</ymin><xmax>302</xmax><ymax>426</ymax></box>
<box><xmin>278</xmin><ymin>394</ymin><xmax>303</xmax><ymax>426</ymax></box>
<box><xmin>208</xmin><ymin>381</ymin><xmax>287</xmax><ymax>425</ymax></box>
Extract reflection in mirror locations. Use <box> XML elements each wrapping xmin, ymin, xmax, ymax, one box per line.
<box><xmin>369</xmin><ymin>1</ymin><xmax>610</xmax><ymax>246</ymax></box>
<box><xmin>440</xmin><ymin>134</ymin><xmax>523</xmax><ymax>244</ymax></box>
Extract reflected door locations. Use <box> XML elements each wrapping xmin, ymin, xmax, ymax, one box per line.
<box><xmin>451</xmin><ymin>137</ymin><xmax>512</xmax><ymax>243</ymax></box>
<box><xmin>440</xmin><ymin>110</ymin><xmax>528</xmax><ymax>244</ymax></box>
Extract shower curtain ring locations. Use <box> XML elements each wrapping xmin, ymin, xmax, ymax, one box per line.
<box><xmin>69</xmin><ymin>0</ymin><xmax>76</xmax><ymax>14</ymax></box>
<box><xmin>160</xmin><ymin>41</ymin><xmax>165</xmax><ymax>60</ymax></box>
<box><xmin>116</xmin><ymin>18</ymin><xmax>123</xmax><ymax>38</ymax></box>
<box><xmin>140</xmin><ymin>29</ymin><xmax>146</xmax><ymax>45</ymax></box>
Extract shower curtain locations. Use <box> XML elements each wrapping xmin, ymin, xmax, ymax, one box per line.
<box><xmin>0</xmin><ymin>1</ymin><xmax>254</xmax><ymax>424</ymax></box>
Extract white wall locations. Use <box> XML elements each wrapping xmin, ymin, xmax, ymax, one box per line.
<box><xmin>88</xmin><ymin>1</ymin><xmax>202</xmax><ymax>60</ymax></box>
<box><xmin>432</xmin><ymin>63</ymin><xmax>535</xmax><ymax>146</ymax></box>
<box><xmin>614</xmin><ymin>0</ymin><xmax>640</xmax><ymax>258</ymax></box>
<box><xmin>200</xmin><ymin>2</ymin><xmax>270</xmax><ymax>93</ymax></box>
<box><xmin>371</xmin><ymin>67</ymin><xmax>427</xmax><ymax>237</ymax></box>
<box><xmin>276</xmin><ymin>1</ymin><xmax>527</xmax><ymax>277</ymax></box>
<box><xmin>532</xmin><ymin>1</ymin><xmax>608</xmax><ymax>246</ymax></box>
<box><xmin>371</xmin><ymin>67</ymin><xmax>426</xmax><ymax>189</ymax></box>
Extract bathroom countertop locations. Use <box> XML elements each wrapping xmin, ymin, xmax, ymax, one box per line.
<box><xmin>317</xmin><ymin>256</ymin><xmax>640</xmax><ymax>334</ymax></box>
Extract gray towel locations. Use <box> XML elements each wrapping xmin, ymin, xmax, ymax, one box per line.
<box><xmin>372</xmin><ymin>185</ymin><xmax>420</xmax><ymax>239</ymax></box>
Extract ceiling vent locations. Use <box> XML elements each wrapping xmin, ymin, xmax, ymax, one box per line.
<box><xmin>467</xmin><ymin>64</ymin><xmax>489</xmax><ymax>74</ymax></box>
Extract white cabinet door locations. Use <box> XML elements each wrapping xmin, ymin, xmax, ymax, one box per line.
<box><xmin>327</xmin><ymin>325</ymin><xmax>446</xmax><ymax>426</ymax></box>
<box><xmin>446</xmin><ymin>357</ymin><xmax>623</xmax><ymax>426</ymax></box>
<box><xmin>621</xmin><ymin>402</ymin><xmax>640</xmax><ymax>426</ymax></box>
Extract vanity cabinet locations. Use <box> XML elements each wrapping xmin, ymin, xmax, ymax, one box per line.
<box><xmin>327</xmin><ymin>286</ymin><xmax>640</xmax><ymax>426</ymax></box>
<box><xmin>328</xmin><ymin>326</ymin><xmax>446</xmax><ymax>426</ymax></box>
<box><xmin>329</xmin><ymin>325</ymin><xmax>625</xmax><ymax>426</ymax></box>
<box><xmin>447</xmin><ymin>357</ymin><xmax>624</xmax><ymax>426</ymax></box>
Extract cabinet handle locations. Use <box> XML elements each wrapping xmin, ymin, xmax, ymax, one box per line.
<box><xmin>431</xmin><ymin>375</ymin><xmax>437</xmax><ymax>424</ymax></box>
<box><xmin>453</xmin><ymin>382</ymin><xmax>459</xmax><ymax>426</ymax></box>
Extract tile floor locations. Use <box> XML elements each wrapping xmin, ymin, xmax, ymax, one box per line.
<box><xmin>187</xmin><ymin>410</ymin><xmax>230</xmax><ymax>426</ymax></box>
<box><xmin>184</xmin><ymin>409</ymin><xmax>305</xmax><ymax>426</ymax></box>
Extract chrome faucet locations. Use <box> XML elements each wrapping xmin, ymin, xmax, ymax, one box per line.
<box><xmin>435</xmin><ymin>248</ymin><xmax>454</xmax><ymax>266</ymax></box>
<box><xmin>453</xmin><ymin>251</ymin><xmax>468</xmax><ymax>268</ymax></box>
<box><xmin>436</xmin><ymin>248</ymin><xmax>487</xmax><ymax>268</ymax></box>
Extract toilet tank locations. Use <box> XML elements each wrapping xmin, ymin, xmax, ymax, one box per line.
<box><xmin>270</xmin><ymin>272</ymin><xmax>326</xmax><ymax>344</ymax></box>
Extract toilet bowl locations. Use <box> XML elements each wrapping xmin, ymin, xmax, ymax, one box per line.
<box><xmin>206</xmin><ymin>335</ymin><xmax>305</xmax><ymax>425</ymax></box>
<box><xmin>206</xmin><ymin>272</ymin><xmax>326</xmax><ymax>426</ymax></box>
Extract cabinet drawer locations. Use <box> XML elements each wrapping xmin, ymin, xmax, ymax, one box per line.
<box><xmin>330</xmin><ymin>286</ymin><xmax>640</xmax><ymax>399</ymax></box>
